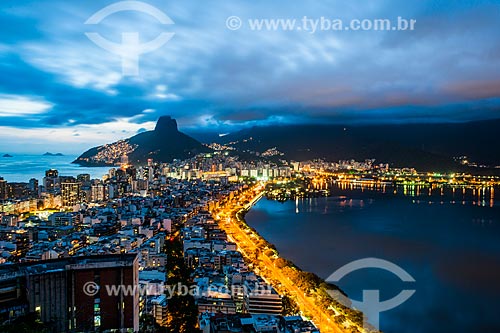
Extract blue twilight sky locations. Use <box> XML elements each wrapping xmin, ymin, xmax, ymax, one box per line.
<box><xmin>0</xmin><ymin>0</ymin><xmax>499</xmax><ymax>153</ymax></box>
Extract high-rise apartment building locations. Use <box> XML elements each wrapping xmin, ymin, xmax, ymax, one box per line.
<box><xmin>28</xmin><ymin>178</ymin><xmax>39</xmax><ymax>196</ymax></box>
<box><xmin>0</xmin><ymin>177</ymin><xmax>7</xmax><ymax>200</ymax></box>
<box><xmin>0</xmin><ymin>254</ymin><xmax>139</xmax><ymax>332</ymax></box>
<box><xmin>243</xmin><ymin>280</ymin><xmax>282</xmax><ymax>315</ymax></box>
<box><xmin>43</xmin><ymin>169</ymin><xmax>59</xmax><ymax>193</ymax></box>
<box><xmin>91</xmin><ymin>183</ymin><xmax>107</xmax><ymax>202</ymax></box>
<box><xmin>61</xmin><ymin>181</ymin><xmax>81</xmax><ymax>206</ymax></box>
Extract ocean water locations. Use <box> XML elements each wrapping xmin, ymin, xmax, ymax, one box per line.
<box><xmin>246</xmin><ymin>184</ymin><xmax>500</xmax><ymax>333</ymax></box>
<box><xmin>0</xmin><ymin>154</ymin><xmax>111</xmax><ymax>182</ymax></box>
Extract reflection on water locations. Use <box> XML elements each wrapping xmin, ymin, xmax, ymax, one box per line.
<box><xmin>310</xmin><ymin>180</ymin><xmax>497</xmax><ymax>208</ymax></box>
<box><xmin>247</xmin><ymin>182</ymin><xmax>500</xmax><ymax>333</ymax></box>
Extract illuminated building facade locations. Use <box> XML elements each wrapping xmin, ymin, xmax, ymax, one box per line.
<box><xmin>0</xmin><ymin>254</ymin><xmax>139</xmax><ymax>332</ymax></box>
<box><xmin>61</xmin><ymin>181</ymin><xmax>81</xmax><ymax>207</ymax></box>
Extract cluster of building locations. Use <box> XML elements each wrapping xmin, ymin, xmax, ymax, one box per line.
<box><xmin>261</xmin><ymin>147</ymin><xmax>285</xmax><ymax>157</ymax></box>
<box><xmin>0</xmin><ymin>157</ymin><xmax>238</xmax><ymax>330</ymax></box>
<box><xmin>4</xmin><ymin>150</ymin><xmax>498</xmax><ymax>332</ymax></box>
<box><xmin>0</xmin><ymin>153</ymin><xmax>320</xmax><ymax>332</ymax></box>
<box><xmin>181</xmin><ymin>200</ymin><xmax>320</xmax><ymax>332</ymax></box>
<box><xmin>0</xmin><ymin>173</ymin><xmax>214</xmax><ymax>263</ymax></box>
<box><xmin>0</xmin><ymin>254</ymin><xmax>139</xmax><ymax>331</ymax></box>
<box><xmin>0</xmin><ymin>153</ymin><xmax>298</xmax><ymax>217</ymax></box>
<box><xmin>199</xmin><ymin>314</ymin><xmax>320</xmax><ymax>333</ymax></box>
<box><xmin>296</xmin><ymin>159</ymin><xmax>387</xmax><ymax>172</ymax></box>
<box><xmin>183</xmin><ymin>213</ymin><xmax>282</xmax><ymax>315</ymax></box>
<box><xmin>76</xmin><ymin>139</ymin><xmax>138</xmax><ymax>165</ymax></box>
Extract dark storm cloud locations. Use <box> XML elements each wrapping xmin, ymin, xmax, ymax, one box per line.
<box><xmin>0</xmin><ymin>0</ymin><xmax>499</xmax><ymax>142</ymax></box>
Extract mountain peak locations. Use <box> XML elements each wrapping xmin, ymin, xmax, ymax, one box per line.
<box><xmin>155</xmin><ymin>116</ymin><xmax>178</xmax><ymax>132</ymax></box>
<box><xmin>74</xmin><ymin>115</ymin><xmax>211</xmax><ymax>166</ymax></box>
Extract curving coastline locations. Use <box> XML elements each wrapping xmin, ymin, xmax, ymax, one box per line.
<box><xmin>213</xmin><ymin>183</ymin><xmax>376</xmax><ymax>333</ymax></box>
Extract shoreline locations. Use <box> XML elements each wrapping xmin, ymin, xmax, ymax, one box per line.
<box><xmin>239</xmin><ymin>195</ymin><xmax>351</xmax><ymax>305</ymax></box>
<box><xmin>214</xmin><ymin>183</ymin><xmax>372</xmax><ymax>333</ymax></box>
<box><xmin>243</xmin><ymin>184</ymin><xmax>500</xmax><ymax>333</ymax></box>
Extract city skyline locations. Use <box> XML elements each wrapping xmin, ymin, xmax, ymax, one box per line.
<box><xmin>1</xmin><ymin>0</ymin><xmax>500</xmax><ymax>153</ymax></box>
<box><xmin>2</xmin><ymin>2</ymin><xmax>500</xmax><ymax>333</ymax></box>
<box><xmin>1</xmin><ymin>152</ymin><xmax>498</xmax><ymax>332</ymax></box>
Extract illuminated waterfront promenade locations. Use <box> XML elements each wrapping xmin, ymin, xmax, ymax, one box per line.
<box><xmin>212</xmin><ymin>183</ymin><xmax>365</xmax><ymax>333</ymax></box>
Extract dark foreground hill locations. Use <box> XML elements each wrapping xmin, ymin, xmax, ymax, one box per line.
<box><xmin>215</xmin><ymin>119</ymin><xmax>500</xmax><ymax>172</ymax></box>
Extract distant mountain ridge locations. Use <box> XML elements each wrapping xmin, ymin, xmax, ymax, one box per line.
<box><xmin>214</xmin><ymin>119</ymin><xmax>500</xmax><ymax>172</ymax></box>
<box><xmin>74</xmin><ymin>116</ymin><xmax>500</xmax><ymax>172</ymax></box>
<box><xmin>74</xmin><ymin>116</ymin><xmax>210</xmax><ymax>166</ymax></box>
<box><xmin>43</xmin><ymin>152</ymin><xmax>64</xmax><ymax>156</ymax></box>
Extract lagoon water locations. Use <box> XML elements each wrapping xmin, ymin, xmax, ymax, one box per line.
<box><xmin>0</xmin><ymin>154</ymin><xmax>110</xmax><ymax>182</ymax></box>
<box><xmin>246</xmin><ymin>184</ymin><xmax>500</xmax><ymax>333</ymax></box>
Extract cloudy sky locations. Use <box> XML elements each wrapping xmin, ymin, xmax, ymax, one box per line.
<box><xmin>0</xmin><ymin>0</ymin><xmax>499</xmax><ymax>153</ymax></box>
